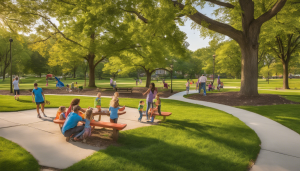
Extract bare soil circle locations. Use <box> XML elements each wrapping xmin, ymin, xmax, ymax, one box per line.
<box><xmin>186</xmin><ymin>92</ymin><xmax>299</xmax><ymax>106</ymax></box>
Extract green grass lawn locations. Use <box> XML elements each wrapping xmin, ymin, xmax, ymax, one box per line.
<box><xmin>0</xmin><ymin>95</ymin><xmax>261</xmax><ymax>171</ymax></box>
<box><xmin>184</xmin><ymin>90</ymin><xmax>300</xmax><ymax>136</ymax></box>
<box><xmin>0</xmin><ymin>137</ymin><xmax>39</xmax><ymax>171</ymax></box>
<box><xmin>239</xmin><ymin>104</ymin><xmax>300</xmax><ymax>135</ymax></box>
<box><xmin>1</xmin><ymin>76</ymin><xmax>300</xmax><ymax>92</ymax></box>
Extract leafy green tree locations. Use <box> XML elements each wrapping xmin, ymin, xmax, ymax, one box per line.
<box><xmin>174</xmin><ymin>51</ymin><xmax>202</xmax><ymax>79</ymax></box>
<box><xmin>0</xmin><ymin>29</ymin><xmax>30</xmax><ymax>80</ymax></box>
<box><xmin>25</xmin><ymin>51</ymin><xmax>49</xmax><ymax>77</ymax></box>
<box><xmin>132</xmin><ymin>0</ymin><xmax>287</xmax><ymax>96</ymax></box>
<box><xmin>28</xmin><ymin>0</ymin><xmax>141</xmax><ymax>87</ymax></box>
<box><xmin>260</xmin><ymin>54</ymin><xmax>275</xmax><ymax>84</ymax></box>
<box><xmin>260</xmin><ymin>1</ymin><xmax>300</xmax><ymax>89</ymax></box>
<box><xmin>215</xmin><ymin>41</ymin><xmax>241</xmax><ymax>78</ymax></box>
<box><xmin>0</xmin><ymin>0</ymin><xmax>39</xmax><ymax>33</ymax></box>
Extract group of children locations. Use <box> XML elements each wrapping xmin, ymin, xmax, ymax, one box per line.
<box><xmin>56</xmin><ymin>91</ymin><xmax>122</xmax><ymax>142</ymax></box>
<box><xmin>138</xmin><ymin>94</ymin><xmax>162</xmax><ymax>123</ymax></box>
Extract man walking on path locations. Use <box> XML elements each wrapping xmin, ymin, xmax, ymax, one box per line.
<box><xmin>12</xmin><ymin>76</ymin><xmax>20</xmax><ymax>100</ymax></box>
<box><xmin>198</xmin><ymin>74</ymin><xmax>207</xmax><ymax>96</ymax></box>
<box><xmin>32</xmin><ymin>83</ymin><xmax>47</xmax><ymax>118</ymax></box>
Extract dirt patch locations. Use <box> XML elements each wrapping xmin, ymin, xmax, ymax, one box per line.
<box><xmin>73</xmin><ymin>128</ymin><xmax>119</xmax><ymax>148</ymax></box>
<box><xmin>186</xmin><ymin>92</ymin><xmax>299</xmax><ymax>106</ymax></box>
<box><xmin>0</xmin><ymin>87</ymin><xmax>176</xmax><ymax>99</ymax></box>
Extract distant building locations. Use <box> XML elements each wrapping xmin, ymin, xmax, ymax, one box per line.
<box><xmin>155</xmin><ymin>69</ymin><xmax>167</xmax><ymax>75</ymax></box>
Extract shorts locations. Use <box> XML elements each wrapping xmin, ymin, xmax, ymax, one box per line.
<box><xmin>36</xmin><ymin>101</ymin><xmax>44</xmax><ymax>105</ymax></box>
<box><xmin>110</xmin><ymin>118</ymin><xmax>118</xmax><ymax>123</ymax></box>
<box><xmin>186</xmin><ymin>87</ymin><xmax>189</xmax><ymax>91</ymax></box>
<box><xmin>14</xmin><ymin>90</ymin><xmax>20</xmax><ymax>95</ymax></box>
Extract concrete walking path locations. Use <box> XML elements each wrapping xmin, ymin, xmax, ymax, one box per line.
<box><xmin>0</xmin><ymin>107</ymin><xmax>155</xmax><ymax>169</ymax></box>
<box><xmin>168</xmin><ymin>90</ymin><xmax>300</xmax><ymax>171</ymax></box>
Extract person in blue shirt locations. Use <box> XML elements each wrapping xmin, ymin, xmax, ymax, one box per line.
<box><xmin>109</xmin><ymin>99</ymin><xmax>125</xmax><ymax>123</ymax></box>
<box><xmin>32</xmin><ymin>83</ymin><xmax>47</xmax><ymax>118</ymax></box>
<box><xmin>62</xmin><ymin>105</ymin><xmax>85</xmax><ymax>142</ymax></box>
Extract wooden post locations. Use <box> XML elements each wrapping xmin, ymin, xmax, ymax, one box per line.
<box><xmin>112</xmin><ymin>129</ymin><xmax>119</xmax><ymax>141</ymax></box>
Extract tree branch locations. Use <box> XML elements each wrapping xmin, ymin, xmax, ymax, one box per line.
<box><xmin>254</xmin><ymin>0</ymin><xmax>287</xmax><ymax>26</ymax></box>
<box><xmin>205</xmin><ymin>0</ymin><xmax>235</xmax><ymax>8</ymax></box>
<box><xmin>28</xmin><ymin>32</ymin><xmax>58</xmax><ymax>44</ymax></box>
<box><xmin>172</xmin><ymin>1</ymin><xmax>243</xmax><ymax>43</ymax></box>
<box><xmin>120</xmin><ymin>8</ymin><xmax>148</xmax><ymax>23</ymax></box>
<box><xmin>94</xmin><ymin>56</ymin><xmax>106</xmax><ymax>67</ymax></box>
<box><xmin>24</xmin><ymin>12</ymin><xmax>87</xmax><ymax>49</ymax></box>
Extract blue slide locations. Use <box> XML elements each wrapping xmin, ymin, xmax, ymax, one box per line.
<box><xmin>55</xmin><ymin>77</ymin><xmax>64</xmax><ymax>88</ymax></box>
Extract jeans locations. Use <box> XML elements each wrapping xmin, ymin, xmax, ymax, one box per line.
<box><xmin>74</xmin><ymin>129</ymin><xmax>85</xmax><ymax>138</ymax></box>
<box><xmin>63</xmin><ymin>125</ymin><xmax>84</xmax><ymax>138</ymax></box>
<box><xmin>199</xmin><ymin>83</ymin><xmax>206</xmax><ymax>95</ymax></box>
<box><xmin>146</xmin><ymin>102</ymin><xmax>153</xmax><ymax>119</ymax></box>
<box><xmin>138</xmin><ymin>111</ymin><xmax>143</xmax><ymax>121</ymax></box>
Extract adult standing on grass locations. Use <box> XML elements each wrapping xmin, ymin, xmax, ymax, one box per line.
<box><xmin>32</xmin><ymin>83</ymin><xmax>47</xmax><ymax>118</ymax></box>
<box><xmin>143</xmin><ymin>83</ymin><xmax>157</xmax><ymax>120</ymax></box>
<box><xmin>198</xmin><ymin>74</ymin><xmax>207</xmax><ymax>96</ymax></box>
<box><xmin>12</xmin><ymin>76</ymin><xmax>20</xmax><ymax>100</ymax></box>
<box><xmin>62</xmin><ymin>105</ymin><xmax>85</xmax><ymax>142</ymax></box>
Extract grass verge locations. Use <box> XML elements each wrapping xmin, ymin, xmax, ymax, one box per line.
<box><xmin>0</xmin><ymin>137</ymin><xmax>39</xmax><ymax>171</ymax></box>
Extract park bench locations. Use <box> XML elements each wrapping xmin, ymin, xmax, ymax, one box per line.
<box><xmin>53</xmin><ymin>119</ymin><xmax>127</xmax><ymax>141</ymax></box>
<box><xmin>147</xmin><ymin>111</ymin><xmax>172</xmax><ymax>122</ymax></box>
<box><xmin>115</xmin><ymin>87</ymin><xmax>132</xmax><ymax>93</ymax></box>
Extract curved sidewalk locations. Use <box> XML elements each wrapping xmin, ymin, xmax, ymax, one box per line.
<box><xmin>168</xmin><ymin>90</ymin><xmax>300</xmax><ymax>171</ymax></box>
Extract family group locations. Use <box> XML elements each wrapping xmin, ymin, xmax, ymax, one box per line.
<box><xmin>54</xmin><ymin>92</ymin><xmax>123</xmax><ymax>142</ymax></box>
<box><xmin>139</xmin><ymin>83</ymin><xmax>162</xmax><ymax>123</ymax></box>
<box><xmin>185</xmin><ymin>74</ymin><xmax>223</xmax><ymax>95</ymax></box>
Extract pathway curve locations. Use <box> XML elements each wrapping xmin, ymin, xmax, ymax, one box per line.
<box><xmin>0</xmin><ymin>107</ymin><xmax>154</xmax><ymax>169</ymax></box>
<box><xmin>168</xmin><ymin>90</ymin><xmax>300</xmax><ymax>171</ymax></box>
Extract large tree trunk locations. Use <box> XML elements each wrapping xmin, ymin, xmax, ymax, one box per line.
<box><xmin>282</xmin><ymin>61</ymin><xmax>289</xmax><ymax>89</ymax></box>
<box><xmin>2</xmin><ymin>67</ymin><xmax>6</xmax><ymax>81</ymax></box>
<box><xmin>239</xmin><ymin>41</ymin><xmax>259</xmax><ymax>96</ymax></box>
<box><xmin>88</xmin><ymin>55</ymin><xmax>96</xmax><ymax>87</ymax></box>
<box><xmin>145</xmin><ymin>70</ymin><xmax>152</xmax><ymax>88</ymax></box>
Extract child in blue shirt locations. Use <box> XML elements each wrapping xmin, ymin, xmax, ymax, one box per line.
<box><xmin>109</xmin><ymin>99</ymin><xmax>125</xmax><ymax>123</ymax></box>
<box><xmin>32</xmin><ymin>83</ymin><xmax>47</xmax><ymax>118</ymax></box>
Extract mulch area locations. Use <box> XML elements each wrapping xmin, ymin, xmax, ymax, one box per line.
<box><xmin>186</xmin><ymin>92</ymin><xmax>299</xmax><ymax>106</ymax></box>
<box><xmin>0</xmin><ymin>87</ymin><xmax>177</xmax><ymax>99</ymax></box>
<box><xmin>74</xmin><ymin>128</ymin><xmax>119</xmax><ymax>148</ymax></box>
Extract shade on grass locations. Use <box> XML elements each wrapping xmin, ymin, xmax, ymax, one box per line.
<box><xmin>0</xmin><ymin>95</ymin><xmax>260</xmax><ymax>171</ymax></box>
<box><xmin>0</xmin><ymin>137</ymin><xmax>39</xmax><ymax>171</ymax></box>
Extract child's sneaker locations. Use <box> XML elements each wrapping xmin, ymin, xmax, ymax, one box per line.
<box><xmin>37</xmin><ymin>114</ymin><xmax>41</xmax><ymax>118</ymax></box>
<box><xmin>43</xmin><ymin>113</ymin><xmax>47</xmax><ymax>117</ymax></box>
